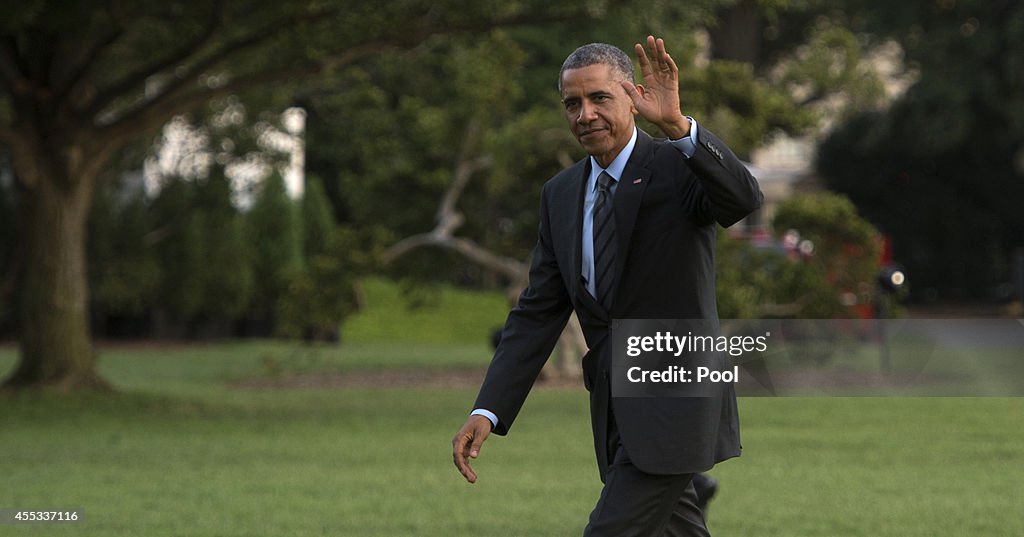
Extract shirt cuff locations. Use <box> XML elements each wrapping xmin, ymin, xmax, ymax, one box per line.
<box><xmin>668</xmin><ymin>116</ymin><xmax>698</xmax><ymax>159</ymax></box>
<box><xmin>470</xmin><ymin>409</ymin><xmax>498</xmax><ymax>429</ymax></box>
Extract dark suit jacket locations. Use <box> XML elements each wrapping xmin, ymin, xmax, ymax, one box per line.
<box><xmin>474</xmin><ymin>127</ymin><xmax>763</xmax><ymax>480</ymax></box>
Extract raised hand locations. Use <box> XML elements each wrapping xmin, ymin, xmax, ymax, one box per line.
<box><xmin>621</xmin><ymin>35</ymin><xmax>691</xmax><ymax>140</ymax></box>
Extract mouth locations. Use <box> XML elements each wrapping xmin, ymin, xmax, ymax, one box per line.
<box><xmin>578</xmin><ymin>127</ymin><xmax>606</xmax><ymax>140</ymax></box>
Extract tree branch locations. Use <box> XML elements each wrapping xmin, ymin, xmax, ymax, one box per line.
<box><xmin>96</xmin><ymin>38</ymin><xmax>396</xmax><ymax>146</ymax></box>
<box><xmin>0</xmin><ymin>125</ymin><xmax>18</xmax><ymax>146</ymax></box>
<box><xmin>96</xmin><ymin>10</ymin><xmax>581</xmax><ymax>144</ymax></box>
<box><xmin>384</xmin><ymin>233</ymin><xmax>526</xmax><ymax>282</ymax></box>
<box><xmin>438</xmin><ymin>236</ymin><xmax>526</xmax><ymax>281</ymax></box>
<box><xmin>797</xmin><ymin>90</ymin><xmax>826</xmax><ymax>108</ymax></box>
<box><xmin>379</xmin><ymin>110</ymin><xmax>588</xmax><ymax>377</ymax></box>
<box><xmin>84</xmin><ymin>4</ymin><xmax>329</xmax><ymax>119</ymax></box>
<box><xmin>30</xmin><ymin>31</ymin><xmax>55</xmax><ymax>89</ymax></box>
<box><xmin>0</xmin><ymin>37</ymin><xmax>30</xmax><ymax>96</ymax></box>
<box><xmin>382</xmin><ymin>118</ymin><xmax>523</xmax><ymax>280</ymax></box>
<box><xmin>52</xmin><ymin>26</ymin><xmax>125</xmax><ymax>103</ymax></box>
<box><xmin>439</xmin><ymin>119</ymin><xmax>490</xmax><ymax>229</ymax></box>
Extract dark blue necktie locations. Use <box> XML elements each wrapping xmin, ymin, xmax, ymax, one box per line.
<box><xmin>593</xmin><ymin>171</ymin><xmax>616</xmax><ymax>308</ymax></box>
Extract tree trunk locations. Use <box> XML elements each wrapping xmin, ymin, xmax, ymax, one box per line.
<box><xmin>548</xmin><ymin>312</ymin><xmax>585</xmax><ymax>382</ymax></box>
<box><xmin>708</xmin><ymin>0</ymin><xmax>762</xmax><ymax>65</ymax></box>
<box><xmin>3</xmin><ymin>167</ymin><xmax>107</xmax><ymax>391</ymax></box>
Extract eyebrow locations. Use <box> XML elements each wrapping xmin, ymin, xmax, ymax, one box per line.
<box><xmin>562</xmin><ymin>90</ymin><xmax>615</xmax><ymax>103</ymax></box>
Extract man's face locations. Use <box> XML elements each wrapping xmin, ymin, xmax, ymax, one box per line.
<box><xmin>560</xmin><ymin>63</ymin><xmax>637</xmax><ymax>168</ymax></box>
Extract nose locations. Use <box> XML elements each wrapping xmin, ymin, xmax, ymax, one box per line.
<box><xmin>577</xmin><ymin>99</ymin><xmax>597</xmax><ymax>124</ymax></box>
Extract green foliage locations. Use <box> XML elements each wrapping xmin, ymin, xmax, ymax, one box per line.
<box><xmin>773</xmin><ymin>21</ymin><xmax>887</xmax><ymax>117</ymax></box>
<box><xmin>700</xmin><ymin>0</ymin><xmax>892</xmax><ymax>140</ymax></box>
<box><xmin>716</xmin><ymin>233</ymin><xmax>841</xmax><ymax>319</ymax></box>
<box><xmin>774</xmin><ymin>193</ymin><xmax>876</xmax><ymax>243</ymax></box>
<box><xmin>299</xmin><ymin>176</ymin><xmax>334</xmax><ymax>258</ymax></box>
<box><xmin>3</xmin><ymin>0</ymin><xmax>921</xmax><ymax>345</ymax></box>
<box><xmin>774</xmin><ymin>192</ymin><xmax>881</xmax><ymax>305</ymax></box>
<box><xmin>683</xmin><ymin>60</ymin><xmax>817</xmax><ymax>158</ymax></box>
<box><xmin>1</xmin><ymin>0</ymin><xmax>622</xmax><ymax>387</ymax></box>
<box><xmin>148</xmin><ymin>179</ymin><xmax>201</xmax><ymax>318</ymax></box>
<box><xmin>275</xmin><ymin>227</ymin><xmax>375</xmax><ymax>341</ymax></box>
<box><xmin>818</xmin><ymin>0</ymin><xmax>1024</xmax><ymax>300</ymax></box>
<box><xmin>145</xmin><ymin>172</ymin><xmax>255</xmax><ymax>321</ymax></box>
<box><xmin>271</xmin><ymin>174</ymin><xmax>383</xmax><ymax>341</ymax></box>
<box><xmin>192</xmin><ymin>179</ymin><xmax>254</xmax><ymax>319</ymax></box>
<box><xmin>87</xmin><ymin>168</ymin><xmax>372</xmax><ymax>338</ymax></box>
<box><xmin>245</xmin><ymin>172</ymin><xmax>303</xmax><ymax>317</ymax></box>
<box><xmin>298</xmin><ymin>32</ymin><xmax>572</xmax><ymax>286</ymax></box>
<box><xmin>717</xmin><ymin>192</ymin><xmax>881</xmax><ymax>319</ymax></box>
<box><xmin>341</xmin><ymin>277</ymin><xmax>509</xmax><ymax>345</ymax></box>
<box><xmin>293</xmin><ymin>2</ymin><xmax>891</xmax><ymax>302</ymax></box>
<box><xmin>88</xmin><ymin>179</ymin><xmax>161</xmax><ymax>316</ymax></box>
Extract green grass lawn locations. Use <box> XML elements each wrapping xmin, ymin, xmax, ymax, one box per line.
<box><xmin>342</xmin><ymin>277</ymin><xmax>509</xmax><ymax>345</ymax></box>
<box><xmin>2</xmin><ymin>388</ymin><xmax>1023</xmax><ymax>536</ymax></box>
<box><xmin>2</xmin><ymin>280</ymin><xmax>1023</xmax><ymax>535</ymax></box>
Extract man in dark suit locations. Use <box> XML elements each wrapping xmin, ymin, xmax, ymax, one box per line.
<box><xmin>452</xmin><ymin>36</ymin><xmax>762</xmax><ymax>536</ymax></box>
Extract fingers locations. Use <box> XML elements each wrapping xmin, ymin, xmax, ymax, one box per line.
<box><xmin>636</xmin><ymin>35</ymin><xmax>677</xmax><ymax>78</ymax></box>
<box><xmin>620</xmin><ymin>80</ymin><xmax>642</xmax><ymax>106</ymax></box>
<box><xmin>634</xmin><ymin>42</ymin><xmax>652</xmax><ymax>76</ymax></box>
<box><xmin>452</xmin><ymin>428</ymin><xmax>478</xmax><ymax>483</ymax></box>
<box><xmin>659</xmin><ymin>39</ymin><xmax>678</xmax><ymax>76</ymax></box>
<box><xmin>469</xmin><ymin>427</ymin><xmax>488</xmax><ymax>459</ymax></box>
<box><xmin>452</xmin><ymin>417</ymin><xmax>491</xmax><ymax>484</ymax></box>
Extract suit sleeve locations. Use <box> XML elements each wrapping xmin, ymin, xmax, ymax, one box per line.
<box><xmin>682</xmin><ymin>127</ymin><xmax>764</xmax><ymax>227</ymax></box>
<box><xmin>472</xmin><ymin>182</ymin><xmax>573</xmax><ymax>436</ymax></box>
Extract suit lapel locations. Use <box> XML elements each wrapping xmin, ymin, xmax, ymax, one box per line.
<box><xmin>610</xmin><ymin>131</ymin><xmax>653</xmax><ymax>307</ymax></box>
<box><xmin>571</xmin><ymin>159</ymin><xmax>590</xmax><ymax>291</ymax></box>
<box><xmin>568</xmin><ymin>159</ymin><xmax>609</xmax><ymax>320</ymax></box>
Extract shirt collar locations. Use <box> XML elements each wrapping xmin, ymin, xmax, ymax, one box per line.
<box><xmin>589</xmin><ymin>127</ymin><xmax>637</xmax><ymax>190</ymax></box>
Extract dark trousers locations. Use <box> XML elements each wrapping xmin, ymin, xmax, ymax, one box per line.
<box><xmin>583</xmin><ymin>409</ymin><xmax>711</xmax><ymax>537</ymax></box>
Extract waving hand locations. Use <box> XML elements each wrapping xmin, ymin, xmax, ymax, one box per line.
<box><xmin>621</xmin><ymin>35</ymin><xmax>691</xmax><ymax>140</ymax></box>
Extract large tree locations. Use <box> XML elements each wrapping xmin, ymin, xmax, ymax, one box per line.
<box><xmin>304</xmin><ymin>2</ymin><xmax>853</xmax><ymax>288</ymax></box>
<box><xmin>353</xmin><ymin>4</ymin><xmax>888</xmax><ymax>376</ymax></box>
<box><xmin>0</xmin><ymin>0</ymin><xmax>591</xmax><ymax>390</ymax></box>
<box><xmin>818</xmin><ymin>0</ymin><xmax>1024</xmax><ymax>301</ymax></box>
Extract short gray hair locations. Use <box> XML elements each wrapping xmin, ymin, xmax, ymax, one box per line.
<box><xmin>558</xmin><ymin>43</ymin><xmax>634</xmax><ymax>92</ymax></box>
